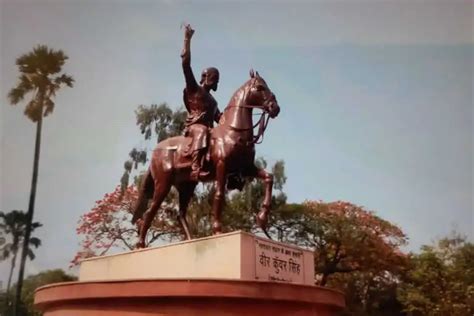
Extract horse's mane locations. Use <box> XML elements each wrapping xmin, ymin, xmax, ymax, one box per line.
<box><xmin>224</xmin><ymin>78</ymin><xmax>252</xmax><ymax>112</ymax></box>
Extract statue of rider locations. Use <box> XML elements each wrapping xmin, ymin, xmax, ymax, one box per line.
<box><xmin>181</xmin><ymin>24</ymin><xmax>222</xmax><ymax>182</ymax></box>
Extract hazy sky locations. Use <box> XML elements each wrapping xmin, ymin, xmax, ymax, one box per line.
<box><xmin>1</xmin><ymin>0</ymin><xmax>472</xmax><ymax>282</ymax></box>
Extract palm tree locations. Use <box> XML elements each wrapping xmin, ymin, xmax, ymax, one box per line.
<box><xmin>7</xmin><ymin>45</ymin><xmax>74</xmax><ymax>314</ymax></box>
<box><xmin>0</xmin><ymin>211</ymin><xmax>41</xmax><ymax>309</ymax></box>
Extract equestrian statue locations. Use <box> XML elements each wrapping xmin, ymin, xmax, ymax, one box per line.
<box><xmin>132</xmin><ymin>24</ymin><xmax>280</xmax><ymax>248</ymax></box>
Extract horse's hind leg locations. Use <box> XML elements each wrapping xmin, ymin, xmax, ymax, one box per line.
<box><xmin>212</xmin><ymin>160</ymin><xmax>227</xmax><ymax>234</ymax></box>
<box><xmin>132</xmin><ymin>169</ymin><xmax>154</xmax><ymax>224</ymax></box>
<box><xmin>136</xmin><ymin>176</ymin><xmax>171</xmax><ymax>249</ymax></box>
<box><xmin>176</xmin><ymin>182</ymin><xmax>197</xmax><ymax>240</ymax></box>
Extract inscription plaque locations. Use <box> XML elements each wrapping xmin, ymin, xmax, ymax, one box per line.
<box><xmin>255</xmin><ymin>238</ymin><xmax>305</xmax><ymax>284</ymax></box>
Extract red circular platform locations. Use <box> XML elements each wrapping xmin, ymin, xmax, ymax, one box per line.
<box><xmin>35</xmin><ymin>279</ymin><xmax>345</xmax><ymax>315</ymax></box>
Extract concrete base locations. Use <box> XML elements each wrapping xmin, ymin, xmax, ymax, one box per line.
<box><xmin>79</xmin><ymin>231</ymin><xmax>315</xmax><ymax>285</ymax></box>
<box><xmin>35</xmin><ymin>232</ymin><xmax>345</xmax><ymax>314</ymax></box>
<box><xmin>34</xmin><ymin>279</ymin><xmax>345</xmax><ymax>315</ymax></box>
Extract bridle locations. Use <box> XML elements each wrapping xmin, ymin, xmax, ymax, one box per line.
<box><xmin>227</xmin><ymin>78</ymin><xmax>273</xmax><ymax>145</ymax></box>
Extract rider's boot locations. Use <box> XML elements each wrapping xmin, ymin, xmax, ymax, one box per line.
<box><xmin>190</xmin><ymin>148</ymin><xmax>210</xmax><ymax>182</ymax></box>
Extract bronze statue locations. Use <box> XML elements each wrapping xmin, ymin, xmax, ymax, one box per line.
<box><xmin>132</xmin><ymin>25</ymin><xmax>280</xmax><ymax>248</ymax></box>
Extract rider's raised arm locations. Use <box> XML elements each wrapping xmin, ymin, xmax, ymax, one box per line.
<box><xmin>181</xmin><ymin>24</ymin><xmax>198</xmax><ymax>92</ymax></box>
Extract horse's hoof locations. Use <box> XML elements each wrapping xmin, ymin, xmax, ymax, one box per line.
<box><xmin>256</xmin><ymin>210</ymin><xmax>268</xmax><ymax>228</ymax></box>
<box><xmin>212</xmin><ymin>221</ymin><xmax>222</xmax><ymax>234</ymax></box>
<box><xmin>135</xmin><ymin>241</ymin><xmax>145</xmax><ymax>249</ymax></box>
<box><xmin>257</xmin><ymin>211</ymin><xmax>272</xmax><ymax>239</ymax></box>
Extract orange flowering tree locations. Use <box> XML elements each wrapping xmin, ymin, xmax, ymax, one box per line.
<box><xmin>271</xmin><ymin>201</ymin><xmax>408</xmax><ymax>315</ymax></box>
<box><xmin>71</xmin><ymin>185</ymin><xmax>179</xmax><ymax>266</ymax></box>
<box><xmin>307</xmin><ymin>201</ymin><xmax>407</xmax><ymax>284</ymax></box>
<box><xmin>72</xmin><ymin>104</ymin><xmax>187</xmax><ymax>266</ymax></box>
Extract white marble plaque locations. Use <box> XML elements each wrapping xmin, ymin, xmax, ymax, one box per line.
<box><xmin>255</xmin><ymin>238</ymin><xmax>304</xmax><ymax>283</ymax></box>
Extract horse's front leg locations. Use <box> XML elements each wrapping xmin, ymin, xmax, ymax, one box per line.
<box><xmin>212</xmin><ymin>160</ymin><xmax>226</xmax><ymax>234</ymax></box>
<box><xmin>253</xmin><ymin>167</ymin><xmax>273</xmax><ymax>234</ymax></box>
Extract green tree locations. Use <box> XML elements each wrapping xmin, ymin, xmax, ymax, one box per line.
<box><xmin>0</xmin><ymin>210</ymin><xmax>42</xmax><ymax>310</ymax></box>
<box><xmin>331</xmin><ymin>271</ymin><xmax>404</xmax><ymax>316</ymax></box>
<box><xmin>21</xmin><ymin>269</ymin><xmax>77</xmax><ymax>316</ymax></box>
<box><xmin>7</xmin><ymin>45</ymin><xmax>74</xmax><ymax>314</ymax></box>
<box><xmin>2</xmin><ymin>269</ymin><xmax>77</xmax><ymax>316</ymax></box>
<box><xmin>398</xmin><ymin>234</ymin><xmax>474</xmax><ymax>316</ymax></box>
<box><xmin>224</xmin><ymin>158</ymin><xmax>288</xmax><ymax>235</ymax></box>
<box><xmin>121</xmin><ymin>103</ymin><xmax>186</xmax><ymax>190</ymax></box>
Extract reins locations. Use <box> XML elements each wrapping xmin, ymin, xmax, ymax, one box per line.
<box><xmin>225</xmin><ymin>105</ymin><xmax>271</xmax><ymax>145</ymax></box>
<box><xmin>223</xmin><ymin>78</ymin><xmax>273</xmax><ymax>145</ymax></box>
<box><xmin>253</xmin><ymin>111</ymin><xmax>271</xmax><ymax>144</ymax></box>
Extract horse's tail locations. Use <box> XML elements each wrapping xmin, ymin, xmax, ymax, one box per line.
<box><xmin>131</xmin><ymin>169</ymin><xmax>154</xmax><ymax>224</ymax></box>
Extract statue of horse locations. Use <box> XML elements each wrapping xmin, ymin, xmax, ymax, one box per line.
<box><xmin>132</xmin><ymin>70</ymin><xmax>280</xmax><ymax>248</ymax></box>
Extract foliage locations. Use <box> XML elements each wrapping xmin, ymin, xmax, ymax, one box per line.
<box><xmin>1</xmin><ymin>269</ymin><xmax>77</xmax><ymax>316</ymax></box>
<box><xmin>7</xmin><ymin>44</ymin><xmax>74</xmax><ymax>314</ymax></box>
<box><xmin>224</xmin><ymin>158</ymin><xmax>288</xmax><ymax>235</ymax></box>
<box><xmin>72</xmin><ymin>186</ymin><xmax>180</xmax><ymax>265</ymax></box>
<box><xmin>279</xmin><ymin>201</ymin><xmax>408</xmax><ymax>285</ymax></box>
<box><xmin>330</xmin><ymin>271</ymin><xmax>404</xmax><ymax>316</ymax></box>
<box><xmin>397</xmin><ymin>234</ymin><xmax>474</xmax><ymax>316</ymax></box>
<box><xmin>0</xmin><ymin>211</ymin><xmax>42</xmax><ymax>295</ymax></box>
<box><xmin>265</xmin><ymin>201</ymin><xmax>408</xmax><ymax>315</ymax></box>
<box><xmin>22</xmin><ymin>269</ymin><xmax>76</xmax><ymax>316</ymax></box>
<box><xmin>121</xmin><ymin>103</ymin><xmax>187</xmax><ymax>189</ymax></box>
<box><xmin>8</xmin><ymin>45</ymin><xmax>74</xmax><ymax>122</ymax></box>
<box><xmin>135</xmin><ymin>103</ymin><xmax>187</xmax><ymax>142</ymax></box>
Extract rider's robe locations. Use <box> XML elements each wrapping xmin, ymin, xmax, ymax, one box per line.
<box><xmin>182</xmin><ymin>57</ymin><xmax>221</xmax><ymax>151</ymax></box>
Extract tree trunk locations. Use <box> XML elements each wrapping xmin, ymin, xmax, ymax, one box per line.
<box><xmin>7</xmin><ymin>250</ymin><xmax>17</xmax><ymax>293</ymax></box>
<box><xmin>5</xmin><ymin>250</ymin><xmax>17</xmax><ymax>311</ymax></box>
<box><xmin>14</xmin><ymin>112</ymin><xmax>43</xmax><ymax>316</ymax></box>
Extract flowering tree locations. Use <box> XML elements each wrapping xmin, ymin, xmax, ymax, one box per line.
<box><xmin>269</xmin><ymin>200</ymin><xmax>408</xmax><ymax>315</ymax></box>
<box><xmin>71</xmin><ymin>185</ymin><xmax>179</xmax><ymax>265</ymax></box>
<box><xmin>72</xmin><ymin>104</ymin><xmax>187</xmax><ymax>266</ymax></box>
<box><xmin>276</xmin><ymin>201</ymin><xmax>408</xmax><ymax>285</ymax></box>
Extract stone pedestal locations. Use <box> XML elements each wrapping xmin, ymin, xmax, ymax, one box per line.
<box><xmin>35</xmin><ymin>231</ymin><xmax>345</xmax><ymax>315</ymax></box>
<box><xmin>80</xmin><ymin>231</ymin><xmax>315</xmax><ymax>285</ymax></box>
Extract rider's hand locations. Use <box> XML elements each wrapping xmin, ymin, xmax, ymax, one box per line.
<box><xmin>184</xmin><ymin>24</ymin><xmax>195</xmax><ymax>40</ymax></box>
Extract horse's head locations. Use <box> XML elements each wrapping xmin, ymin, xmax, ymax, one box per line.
<box><xmin>245</xmin><ymin>69</ymin><xmax>280</xmax><ymax>118</ymax></box>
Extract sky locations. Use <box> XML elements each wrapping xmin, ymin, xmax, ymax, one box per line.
<box><xmin>0</xmin><ymin>0</ymin><xmax>472</xmax><ymax>283</ymax></box>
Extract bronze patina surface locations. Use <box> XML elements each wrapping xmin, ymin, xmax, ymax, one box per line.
<box><xmin>132</xmin><ymin>25</ymin><xmax>280</xmax><ymax>247</ymax></box>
